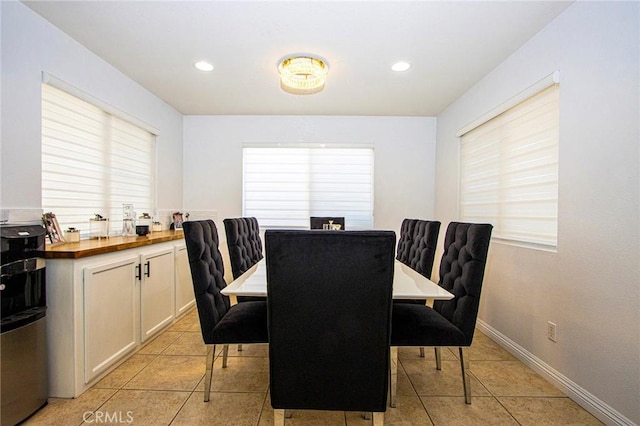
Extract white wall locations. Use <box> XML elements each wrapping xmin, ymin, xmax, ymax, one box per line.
<box><xmin>435</xmin><ymin>2</ymin><xmax>639</xmax><ymax>424</ymax></box>
<box><xmin>0</xmin><ymin>2</ymin><xmax>184</xmax><ymax>218</ymax></box>
<box><xmin>183</xmin><ymin>115</ymin><xmax>437</xmax><ymax>235</ymax></box>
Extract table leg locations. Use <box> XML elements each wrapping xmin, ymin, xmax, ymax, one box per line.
<box><xmin>389</xmin><ymin>346</ymin><xmax>398</xmax><ymax>407</ymax></box>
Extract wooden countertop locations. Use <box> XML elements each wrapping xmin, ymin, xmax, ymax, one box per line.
<box><xmin>45</xmin><ymin>230</ymin><xmax>185</xmax><ymax>259</ymax></box>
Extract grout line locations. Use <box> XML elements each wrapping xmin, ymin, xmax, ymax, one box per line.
<box><xmin>466</xmin><ymin>367</ymin><xmax>523</xmax><ymax>425</ymax></box>
<box><xmin>168</xmin><ymin>389</ymin><xmax>194</xmax><ymax>425</ymax></box>
<box><xmin>397</xmin><ymin>355</ymin><xmax>436</xmax><ymax>425</ymax></box>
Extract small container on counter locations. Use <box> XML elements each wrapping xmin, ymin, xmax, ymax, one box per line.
<box><xmin>138</xmin><ymin>213</ymin><xmax>152</xmax><ymax>230</ymax></box>
<box><xmin>64</xmin><ymin>228</ymin><xmax>81</xmax><ymax>242</ymax></box>
<box><xmin>89</xmin><ymin>216</ymin><xmax>109</xmax><ymax>240</ymax></box>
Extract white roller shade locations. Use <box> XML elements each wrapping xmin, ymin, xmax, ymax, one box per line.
<box><xmin>460</xmin><ymin>84</ymin><xmax>559</xmax><ymax>248</ymax></box>
<box><xmin>42</xmin><ymin>84</ymin><xmax>155</xmax><ymax>237</ymax></box>
<box><xmin>243</xmin><ymin>146</ymin><xmax>374</xmax><ymax>229</ymax></box>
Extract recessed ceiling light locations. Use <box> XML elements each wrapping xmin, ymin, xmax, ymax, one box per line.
<box><xmin>391</xmin><ymin>61</ymin><xmax>411</xmax><ymax>72</ymax></box>
<box><xmin>194</xmin><ymin>61</ymin><xmax>214</xmax><ymax>72</ymax></box>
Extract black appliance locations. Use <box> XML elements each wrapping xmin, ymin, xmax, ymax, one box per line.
<box><xmin>1</xmin><ymin>224</ymin><xmax>48</xmax><ymax>426</ymax></box>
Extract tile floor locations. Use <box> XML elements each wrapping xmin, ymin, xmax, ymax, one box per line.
<box><xmin>24</xmin><ymin>308</ymin><xmax>603</xmax><ymax>425</ymax></box>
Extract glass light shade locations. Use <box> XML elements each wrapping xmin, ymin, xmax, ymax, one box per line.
<box><xmin>278</xmin><ymin>56</ymin><xmax>328</xmax><ymax>95</ymax></box>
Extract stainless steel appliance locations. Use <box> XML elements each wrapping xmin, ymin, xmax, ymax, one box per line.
<box><xmin>1</xmin><ymin>224</ymin><xmax>48</xmax><ymax>426</ymax></box>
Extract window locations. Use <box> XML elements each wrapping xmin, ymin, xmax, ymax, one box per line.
<box><xmin>459</xmin><ymin>83</ymin><xmax>559</xmax><ymax>248</ymax></box>
<box><xmin>243</xmin><ymin>145</ymin><xmax>374</xmax><ymax>229</ymax></box>
<box><xmin>42</xmin><ymin>83</ymin><xmax>155</xmax><ymax>236</ymax></box>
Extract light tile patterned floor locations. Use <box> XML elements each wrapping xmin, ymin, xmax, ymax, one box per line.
<box><xmin>24</xmin><ymin>309</ymin><xmax>603</xmax><ymax>425</ymax></box>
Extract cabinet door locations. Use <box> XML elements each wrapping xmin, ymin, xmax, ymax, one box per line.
<box><xmin>175</xmin><ymin>244</ymin><xmax>196</xmax><ymax>317</ymax></box>
<box><xmin>84</xmin><ymin>257</ymin><xmax>138</xmax><ymax>383</ymax></box>
<box><xmin>140</xmin><ymin>248</ymin><xmax>175</xmax><ymax>343</ymax></box>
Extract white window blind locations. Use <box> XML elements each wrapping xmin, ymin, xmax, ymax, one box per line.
<box><xmin>460</xmin><ymin>84</ymin><xmax>559</xmax><ymax>248</ymax></box>
<box><xmin>243</xmin><ymin>146</ymin><xmax>374</xmax><ymax>229</ymax></box>
<box><xmin>42</xmin><ymin>84</ymin><xmax>155</xmax><ymax>237</ymax></box>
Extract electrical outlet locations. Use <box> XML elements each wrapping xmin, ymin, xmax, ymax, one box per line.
<box><xmin>547</xmin><ymin>321</ymin><xmax>557</xmax><ymax>342</ymax></box>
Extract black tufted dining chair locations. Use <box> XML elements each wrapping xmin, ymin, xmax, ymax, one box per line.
<box><xmin>223</xmin><ymin>217</ymin><xmax>263</xmax><ymax>280</ymax></box>
<box><xmin>223</xmin><ymin>217</ymin><xmax>264</xmax><ymax>308</ymax></box>
<box><xmin>266</xmin><ymin>230</ymin><xmax>395</xmax><ymax>425</ymax></box>
<box><xmin>394</xmin><ymin>219</ymin><xmax>442</xmax><ymax>356</ymax></box>
<box><xmin>405</xmin><ymin>220</ymin><xmax>441</xmax><ymax>279</ymax></box>
<box><xmin>390</xmin><ymin>222</ymin><xmax>493</xmax><ymax>406</ymax></box>
<box><xmin>396</xmin><ymin>218</ymin><xmax>441</xmax><ymax>278</ymax></box>
<box><xmin>183</xmin><ymin>220</ymin><xmax>268</xmax><ymax>402</ymax></box>
<box><xmin>396</xmin><ymin>218</ymin><xmax>418</xmax><ymax>264</ymax></box>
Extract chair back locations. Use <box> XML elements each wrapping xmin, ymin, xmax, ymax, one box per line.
<box><xmin>266</xmin><ymin>230</ymin><xmax>395</xmax><ymax>412</ymax></box>
<box><xmin>404</xmin><ymin>219</ymin><xmax>441</xmax><ymax>279</ymax></box>
<box><xmin>433</xmin><ymin>222</ymin><xmax>493</xmax><ymax>344</ymax></box>
<box><xmin>396</xmin><ymin>218</ymin><xmax>418</xmax><ymax>264</ymax></box>
<box><xmin>309</xmin><ymin>216</ymin><xmax>346</xmax><ymax>230</ymax></box>
<box><xmin>183</xmin><ymin>220</ymin><xmax>231</xmax><ymax>343</ymax></box>
<box><xmin>223</xmin><ymin>217</ymin><xmax>263</xmax><ymax>279</ymax></box>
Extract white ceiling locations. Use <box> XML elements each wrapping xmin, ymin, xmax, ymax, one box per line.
<box><xmin>23</xmin><ymin>1</ymin><xmax>572</xmax><ymax>116</ymax></box>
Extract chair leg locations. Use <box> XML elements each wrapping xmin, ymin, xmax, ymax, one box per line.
<box><xmin>274</xmin><ymin>409</ymin><xmax>285</xmax><ymax>426</ymax></box>
<box><xmin>419</xmin><ymin>347</ymin><xmax>425</xmax><ymax>357</ymax></box>
<box><xmin>459</xmin><ymin>347</ymin><xmax>472</xmax><ymax>404</ymax></box>
<box><xmin>372</xmin><ymin>412</ymin><xmax>384</xmax><ymax>426</ymax></box>
<box><xmin>203</xmin><ymin>344</ymin><xmax>215</xmax><ymax>402</ymax></box>
<box><xmin>389</xmin><ymin>346</ymin><xmax>398</xmax><ymax>408</ymax></box>
<box><xmin>435</xmin><ymin>347</ymin><xmax>442</xmax><ymax>370</ymax></box>
<box><xmin>222</xmin><ymin>344</ymin><xmax>230</xmax><ymax>368</ymax></box>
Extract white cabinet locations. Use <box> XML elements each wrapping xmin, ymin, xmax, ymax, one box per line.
<box><xmin>46</xmin><ymin>237</ymin><xmax>190</xmax><ymax>398</ymax></box>
<box><xmin>83</xmin><ymin>256</ymin><xmax>138</xmax><ymax>383</ymax></box>
<box><xmin>140</xmin><ymin>247</ymin><xmax>175</xmax><ymax>343</ymax></box>
<box><xmin>174</xmin><ymin>242</ymin><xmax>195</xmax><ymax>317</ymax></box>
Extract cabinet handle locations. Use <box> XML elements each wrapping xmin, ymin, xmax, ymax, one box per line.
<box><xmin>135</xmin><ymin>263</ymin><xmax>142</xmax><ymax>281</ymax></box>
<box><xmin>144</xmin><ymin>261</ymin><xmax>150</xmax><ymax>277</ymax></box>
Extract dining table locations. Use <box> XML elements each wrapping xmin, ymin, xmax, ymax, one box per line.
<box><xmin>221</xmin><ymin>256</ymin><xmax>453</xmax><ymax>409</ymax></box>
<box><xmin>221</xmin><ymin>258</ymin><xmax>454</xmax><ymax>305</ymax></box>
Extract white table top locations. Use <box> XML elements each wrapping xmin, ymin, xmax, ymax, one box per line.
<box><xmin>221</xmin><ymin>259</ymin><xmax>453</xmax><ymax>303</ymax></box>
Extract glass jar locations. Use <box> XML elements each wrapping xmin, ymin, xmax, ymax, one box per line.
<box><xmin>122</xmin><ymin>218</ymin><xmax>135</xmax><ymax>236</ymax></box>
<box><xmin>122</xmin><ymin>204</ymin><xmax>136</xmax><ymax>236</ymax></box>
<box><xmin>89</xmin><ymin>218</ymin><xmax>109</xmax><ymax>240</ymax></box>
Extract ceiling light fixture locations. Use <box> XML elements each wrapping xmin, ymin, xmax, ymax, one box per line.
<box><xmin>391</xmin><ymin>61</ymin><xmax>411</xmax><ymax>72</ymax></box>
<box><xmin>278</xmin><ymin>55</ymin><xmax>328</xmax><ymax>95</ymax></box>
<box><xmin>194</xmin><ymin>61</ymin><xmax>214</xmax><ymax>72</ymax></box>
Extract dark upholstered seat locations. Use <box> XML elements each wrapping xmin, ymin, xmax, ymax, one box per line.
<box><xmin>265</xmin><ymin>230</ymin><xmax>395</xmax><ymax>424</ymax></box>
<box><xmin>183</xmin><ymin>220</ymin><xmax>268</xmax><ymax>402</ymax></box>
<box><xmin>309</xmin><ymin>216</ymin><xmax>345</xmax><ymax>230</ymax></box>
<box><xmin>390</xmin><ymin>222</ymin><xmax>493</xmax><ymax>406</ymax></box>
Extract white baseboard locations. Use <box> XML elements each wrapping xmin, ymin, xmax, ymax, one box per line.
<box><xmin>476</xmin><ymin>319</ymin><xmax>636</xmax><ymax>426</ymax></box>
